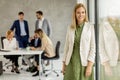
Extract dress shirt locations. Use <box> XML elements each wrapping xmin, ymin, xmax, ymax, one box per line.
<box><xmin>34</xmin><ymin>38</ymin><xmax>38</xmax><ymax>47</ymax></box>
<box><xmin>19</xmin><ymin>21</ymin><xmax>27</xmax><ymax>36</ymax></box>
<box><xmin>38</xmin><ymin>17</ymin><xmax>44</xmax><ymax>29</ymax></box>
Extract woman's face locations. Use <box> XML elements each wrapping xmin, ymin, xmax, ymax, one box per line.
<box><xmin>75</xmin><ymin>7</ymin><xmax>86</xmax><ymax>24</ymax></box>
<box><xmin>7</xmin><ymin>32</ymin><xmax>14</xmax><ymax>40</ymax></box>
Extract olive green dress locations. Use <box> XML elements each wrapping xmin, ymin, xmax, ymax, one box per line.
<box><xmin>64</xmin><ymin>24</ymin><xmax>94</xmax><ymax>80</ymax></box>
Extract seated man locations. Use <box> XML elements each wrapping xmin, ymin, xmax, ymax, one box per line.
<box><xmin>23</xmin><ymin>31</ymin><xmax>41</xmax><ymax>72</ymax></box>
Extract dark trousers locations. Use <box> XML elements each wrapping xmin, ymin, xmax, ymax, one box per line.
<box><xmin>16</xmin><ymin>35</ymin><xmax>29</xmax><ymax>48</ymax></box>
<box><xmin>16</xmin><ymin>35</ymin><xmax>29</xmax><ymax>64</ymax></box>
<box><xmin>34</xmin><ymin>55</ymin><xmax>39</xmax><ymax>65</ymax></box>
<box><xmin>4</xmin><ymin>55</ymin><xmax>19</xmax><ymax>67</ymax></box>
<box><xmin>11</xmin><ymin>55</ymin><xmax>19</xmax><ymax>67</ymax></box>
<box><xmin>35</xmin><ymin>52</ymin><xmax>50</xmax><ymax>65</ymax></box>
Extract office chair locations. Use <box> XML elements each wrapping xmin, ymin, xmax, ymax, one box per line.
<box><xmin>0</xmin><ymin>61</ymin><xmax>3</xmax><ymax>75</ymax></box>
<box><xmin>1</xmin><ymin>36</ymin><xmax>5</xmax><ymax>49</ymax></box>
<box><xmin>1</xmin><ymin>36</ymin><xmax>12</xmax><ymax>69</ymax></box>
<box><xmin>42</xmin><ymin>41</ymin><xmax>61</xmax><ymax>77</ymax></box>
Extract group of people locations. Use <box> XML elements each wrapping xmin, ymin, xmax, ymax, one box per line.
<box><xmin>2</xmin><ymin>3</ymin><xmax>119</xmax><ymax>80</ymax></box>
<box><xmin>3</xmin><ymin>10</ymin><xmax>55</xmax><ymax>77</ymax></box>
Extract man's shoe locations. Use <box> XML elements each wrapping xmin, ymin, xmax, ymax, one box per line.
<box><xmin>32</xmin><ymin>71</ymin><xmax>39</xmax><ymax>77</ymax></box>
<box><xmin>11</xmin><ymin>69</ymin><xmax>14</xmax><ymax>72</ymax></box>
<box><xmin>26</xmin><ymin>66</ymin><xmax>36</xmax><ymax>72</ymax></box>
<box><xmin>30</xmin><ymin>67</ymin><xmax>37</xmax><ymax>73</ymax></box>
<box><xmin>14</xmin><ymin>67</ymin><xmax>20</xmax><ymax>74</ymax></box>
<box><xmin>26</xmin><ymin>67</ymin><xmax>31</xmax><ymax>72</ymax></box>
<box><xmin>11</xmin><ymin>64</ymin><xmax>15</xmax><ymax>72</ymax></box>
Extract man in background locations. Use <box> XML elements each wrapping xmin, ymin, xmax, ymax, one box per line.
<box><xmin>35</xmin><ymin>10</ymin><xmax>51</xmax><ymax>37</ymax></box>
<box><xmin>10</xmin><ymin>12</ymin><xmax>29</xmax><ymax>65</ymax></box>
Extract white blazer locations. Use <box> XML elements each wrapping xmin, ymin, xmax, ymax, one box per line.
<box><xmin>99</xmin><ymin>19</ymin><xmax>119</xmax><ymax>66</ymax></box>
<box><xmin>63</xmin><ymin>22</ymin><xmax>95</xmax><ymax>66</ymax></box>
<box><xmin>3</xmin><ymin>38</ymin><xmax>17</xmax><ymax>50</ymax></box>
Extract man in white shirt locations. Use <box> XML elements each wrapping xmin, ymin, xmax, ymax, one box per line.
<box><xmin>35</xmin><ymin>11</ymin><xmax>51</xmax><ymax>37</ymax></box>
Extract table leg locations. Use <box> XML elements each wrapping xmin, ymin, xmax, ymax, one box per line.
<box><xmin>39</xmin><ymin>53</ymin><xmax>42</xmax><ymax>78</ymax></box>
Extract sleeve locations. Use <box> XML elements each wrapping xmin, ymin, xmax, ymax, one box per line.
<box><xmin>10</xmin><ymin>21</ymin><xmax>16</xmax><ymax>31</ymax></box>
<box><xmin>35</xmin><ymin>20</ymin><xmax>38</xmax><ymax>30</ymax></box>
<box><xmin>3</xmin><ymin>39</ymin><xmax>7</xmax><ymax>49</ymax></box>
<box><xmin>63</xmin><ymin>27</ymin><xmax>69</xmax><ymax>62</ymax></box>
<box><xmin>26</xmin><ymin>21</ymin><xmax>29</xmax><ymax>38</ymax></box>
<box><xmin>47</xmin><ymin>20</ymin><xmax>52</xmax><ymax>37</ymax></box>
<box><xmin>40</xmin><ymin>38</ymin><xmax>47</xmax><ymax>51</ymax></box>
<box><xmin>29</xmin><ymin>39</ymin><xmax>34</xmax><ymax>47</ymax></box>
<box><xmin>87</xmin><ymin>24</ymin><xmax>96</xmax><ymax>63</ymax></box>
<box><xmin>42</xmin><ymin>19</ymin><xmax>51</xmax><ymax>37</ymax></box>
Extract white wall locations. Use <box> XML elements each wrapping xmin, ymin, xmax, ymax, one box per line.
<box><xmin>0</xmin><ymin>0</ymin><xmax>76</xmax><ymax>53</ymax></box>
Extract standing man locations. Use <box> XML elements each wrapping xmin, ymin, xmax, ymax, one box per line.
<box><xmin>35</xmin><ymin>10</ymin><xmax>51</xmax><ymax>37</ymax></box>
<box><xmin>10</xmin><ymin>12</ymin><xmax>29</xmax><ymax>48</ymax></box>
<box><xmin>10</xmin><ymin>12</ymin><xmax>29</xmax><ymax>65</ymax></box>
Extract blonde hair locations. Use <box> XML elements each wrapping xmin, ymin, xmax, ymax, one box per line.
<box><xmin>6</xmin><ymin>30</ymin><xmax>13</xmax><ymax>38</ymax></box>
<box><xmin>34</xmin><ymin>29</ymin><xmax>47</xmax><ymax>39</ymax></box>
<box><xmin>71</xmin><ymin>3</ymin><xmax>88</xmax><ymax>29</ymax></box>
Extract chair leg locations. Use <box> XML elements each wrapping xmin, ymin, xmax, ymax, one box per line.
<box><xmin>44</xmin><ymin>60</ymin><xmax>59</xmax><ymax>77</ymax></box>
<box><xmin>3</xmin><ymin>61</ymin><xmax>12</xmax><ymax>69</ymax></box>
<box><xmin>53</xmin><ymin>70</ymin><xmax>59</xmax><ymax>76</ymax></box>
<box><xmin>3</xmin><ymin>61</ymin><xmax>11</xmax><ymax>67</ymax></box>
<box><xmin>41</xmin><ymin>60</ymin><xmax>45</xmax><ymax>73</ymax></box>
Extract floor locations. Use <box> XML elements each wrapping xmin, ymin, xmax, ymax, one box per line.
<box><xmin>2</xmin><ymin>54</ymin><xmax>120</xmax><ymax>80</ymax></box>
<box><xmin>0</xmin><ymin>55</ymin><xmax>63</xmax><ymax>80</ymax></box>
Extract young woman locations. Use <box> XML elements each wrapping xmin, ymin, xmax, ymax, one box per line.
<box><xmin>62</xmin><ymin>3</ymin><xmax>95</xmax><ymax>80</ymax></box>
<box><xmin>3</xmin><ymin>30</ymin><xmax>20</xmax><ymax>74</ymax></box>
<box><xmin>31</xmin><ymin>29</ymin><xmax>55</xmax><ymax>76</ymax></box>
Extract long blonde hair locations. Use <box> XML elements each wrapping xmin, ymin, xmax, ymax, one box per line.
<box><xmin>71</xmin><ymin>3</ymin><xmax>88</xmax><ymax>29</ymax></box>
<box><xmin>34</xmin><ymin>29</ymin><xmax>47</xmax><ymax>39</ymax></box>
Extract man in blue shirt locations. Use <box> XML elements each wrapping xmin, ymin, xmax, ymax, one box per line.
<box><xmin>10</xmin><ymin>12</ymin><xmax>29</xmax><ymax>65</ymax></box>
<box><xmin>10</xmin><ymin>12</ymin><xmax>29</xmax><ymax>48</ymax></box>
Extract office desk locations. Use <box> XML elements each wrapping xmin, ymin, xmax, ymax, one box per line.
<box><xmin>0</xmin><ymin>49</ymin><xmax>43</xmax><ymax>79</ymax></box>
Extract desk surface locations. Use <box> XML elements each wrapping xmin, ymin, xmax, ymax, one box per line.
<box><xmin>0</xmin><ymin>49</ymin><xmax>43</xmax><ymax>55</ymax></box>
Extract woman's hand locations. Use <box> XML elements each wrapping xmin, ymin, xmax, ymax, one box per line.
<box><xmin>85</xmin><ymin>61</ymin><xmax>93</xmax><ymax>77</ymax></box>
<box><xmin>44</xmin><ymin>53</ymin><xmax>49</xmax><ymax>57</ymax></box>
<box><xmin>62</xmin><ymin>62</ymin><xmax>66</xmax><ymax>75</ymax></box>
<box><xmin>29</xmin><ymin>36</ymin><xmax>34</xmax><ymax>41</ymax></box>
<box><xmin>16</xmin><ymin>47</ymin><xmax>18</xmax><ymax>50</ymax></box>
<box><xmin>85</xmin><ymin>65</ymin><xmax>92</xmax><ymax>77</ymax></box>
<box><xmin>30</xmin><ymin>47</ymin><xmax>36</xmax><ymax>50</ymax></box>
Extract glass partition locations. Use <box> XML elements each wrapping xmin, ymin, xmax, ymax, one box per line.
<box><xmin>99</xmin><ymin>0</ymin><xmax>120</xmax><ymax>80</ymax></box>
